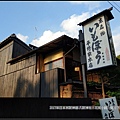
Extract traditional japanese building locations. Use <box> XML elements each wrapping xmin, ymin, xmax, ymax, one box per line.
<box><xmin>0</xmin><ymin>8</ymin><xmax>119</xmax><ymax>107</ymax></box>
<box><xmin>0</xmin><ymin>34</ymin><xmax>81</xmax><ymax>97</ymax></box>
<box><xmin>0</xmin><ymin>33</ymin><xmax>120</xmax><ymax>107</ymax></box>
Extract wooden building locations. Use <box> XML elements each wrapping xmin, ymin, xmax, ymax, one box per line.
<box><xmin>0</xmin><ymin>34</ymin><xmax>39</xmax><ymax>97</ymax></box>
<box><xmin>0</xmin><ymin>33</ymin><xmax>81</xmax><ymax>97</ymax></box>
<box><xmin>0</xmin><ymin>33</ymin><xmax>117</xmax><ymax>103</ymax></box>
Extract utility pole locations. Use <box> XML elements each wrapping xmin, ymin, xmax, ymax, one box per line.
<box><xmin>78</xmin><ymin>30</ymin><xmax>88</xmax><ymax>98</ymax></box>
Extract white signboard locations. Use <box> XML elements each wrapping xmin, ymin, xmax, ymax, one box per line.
<box><xmin>83</xmin><ymin>15</ymin><xmax>115</xmax><ymax>70</ymax></box>
<box><xmin>99</xmin><ymin>97</ymin><xmax>120</xmax><ymax>119</ymax></box>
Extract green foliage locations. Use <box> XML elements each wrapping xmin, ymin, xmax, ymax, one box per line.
<box><xmin>88</xmin><ymin>58</ymin><xmax>120</xmax><ymax>104</ymax></box>
<box><xmin>95</xmin><ymin>101</ymin><xmax>100</xmax><ymax>106</ymax></box>
<box><xmin>106</xmin><ymin>90</ymin><xmax>120</xmax><ymax>99</ymax></box>
<box><xmin>117</xmin><ymin>55</ymin><xmax>120</xmax><ymax>60</ymax></box>
<box><xmin>97</xmin><ymin>63</ymin><xmax>120</xmax><ymax>86</ymax></box>
<box><xmin>87</xmin><ymin>81</ymin><xmax>101</xmax><ymax>86</ymax></box>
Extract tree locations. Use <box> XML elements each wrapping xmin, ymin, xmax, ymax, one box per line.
<box><xmin>87</xmin><ymin>58</ymin><xmax>120</xmax><ymax>99</ymax></box>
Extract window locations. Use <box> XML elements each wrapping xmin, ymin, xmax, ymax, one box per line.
<box><xmin>44</xmin><ymin>58</ymin><xmax>63</xmax><ymax>71</ymax></box>
<box><xmin>36</xmin><ymin>54</ymin><xmax>44</xmax><ymax>74</ymax></box>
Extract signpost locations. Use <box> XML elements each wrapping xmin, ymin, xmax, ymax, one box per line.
<box><xmin>78</xmin><ymin>7</ymin><xmax>117</xmax><ymax>71</ymax></box>
<box><xmin>78</xmin><ymin>30</ymin><xmax>88</xmax><ymax>98</ymax></box>
<box><xmin>99</xmin><ymin>97</ymin><xmax>120</xmax><ymax>119</ymax></box>
<box><xmin>78</xmin><ymin>7</ymin><xmax>117</xmax><ymax>100</ymax></box>
<box><xmin>84</xmin><ymin>15</ymin><xmax>116</xmax><ymax>70</ymax></box>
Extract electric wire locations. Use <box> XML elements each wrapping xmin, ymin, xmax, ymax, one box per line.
<box><xmin>108</xmin><ymin>1</ymin><xmax>120</xmax><ymax>13</ymax></box>
<box><xmin>113</xmin><ymin>1</ymin><xmax>120</xmax><ymax>10</ymax></box>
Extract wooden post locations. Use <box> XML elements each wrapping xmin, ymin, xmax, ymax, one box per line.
<box><xmin>79</xmin><ymin>30</ymin><xmax>88</xmax><ymax>98</ymax></box>
<box><xmin>101</xmin><ymin>76</ymin><xmax>105</xmax><ymax>98</ymax></box>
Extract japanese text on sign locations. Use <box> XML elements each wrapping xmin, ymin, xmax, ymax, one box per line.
<box><xmin>99</xmin><ymin>97</ymin><xmax>120</xmax><ymax>119</ymax></box>
<box><xmin>84</xmin><ymin>15</ymin><xmax>113</xmax><ymax>70</ymax></box>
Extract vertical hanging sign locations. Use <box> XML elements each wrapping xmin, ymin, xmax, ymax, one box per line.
<box><xmin>99</xmin><ymin>97</ymin><xmax>120</xmax><ymax>119</ymax></box>
<box><xmin>83</xmin><ymin>14</ymin><xmax>117</xmax><ymax>70</ymax></box>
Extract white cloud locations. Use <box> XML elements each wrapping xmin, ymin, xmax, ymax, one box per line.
<box><xmin>110</xmin><ymin>26</ymin><xmax>120</xmax><ymax>56</ymax></box>
<box><xmin>61</xmin><ymin>12</ymin><xmax>90</xmax><ymax>38</ymax></box>
<box><xmin>91</xmin><ymin>9</ymin><xmax>103</xmax><ymax>16</ymax></box>
<box><xmin>113</xmin><ymin>34</ymin><xmax>120</xmax><ymax>56</ymax></box>
<box><xmin>31</xmin><ymin>30</ymin><xmax>66</xmax><ymax>47</ymax></box>
<box><xmin>16</xmin><ymin>33</ymin><xmax>29</xmax><ymax>43</ymax></box>
<box><xmin>69</xmin><ymin>1</ymin><xmax>101</xmax><ymax>10</ymax></box>
<box><xmin>30</xmin><ymin>12</ymin><xmax>90</xmax><ymax>47</ymax></box>
<box><xmin>30</xmin><ymin>9</ymin><xmax>120</xmax><ymax>57</ymax></box>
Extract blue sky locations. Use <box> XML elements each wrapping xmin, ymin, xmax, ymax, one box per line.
<box><xmin>1</xmin><ymin>1</ymin><xmax>120</xmax><ymax>56</ymax></box>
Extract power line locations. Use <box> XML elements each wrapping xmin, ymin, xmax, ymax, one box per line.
<box><xmin>108</xmin><ymin>1</ymin><xmax>120</xmax><ymax>13</ymax></box>
<box><xmin>113</xmin><ymin>1</ymin><xmax>120</xmax><ymax>10</ymax></box>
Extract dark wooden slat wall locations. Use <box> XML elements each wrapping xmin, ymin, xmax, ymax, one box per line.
<box><xmin>53</xmin><ymin>69</ymin><xmax>58</xmax><ymax>97</ymax></box>
<box><xmin>0</xmin><ymin>41</ymin><xmax>40</xmax><ymax>97</ymax></box>
<box><xmin>0</xmin><ymin>41</ymin><xmax>13</xmax><ymax>76</ymax></box>
<box><xmin>41</xmin><ymin>69</ymin><xmax>54</xmax><ymax>97</ymax></box>
<box><xmin>50</xmin><ymin>69</ymin><xmax>54</xmax><ymax>97</ymax></box>
<box><xmin>40</xmin><ymin>72</ymin><xmax>46</xmax><ymax>97</ymax></box>
<box><xmin>12</xmin><ymin>40</ymin><xmax>31</xmax><ymax>58</ymax></box>
<box><xmin>40</xmin><ymin>68</ymin><xmax>64</xmax><ymax>98</ymax></box>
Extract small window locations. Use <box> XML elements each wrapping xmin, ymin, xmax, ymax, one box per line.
<box><xmin>36</xmin><ymin>54</ymin><xmax>44</xmax><ymax>74</ymax></box>
<box><xmin>44</xmin><ymin>58</ymin><xmax>63</xmax><ymax>71</ymax></box>
<box><xmin>36</xmin><ymin>55</ymin><xmax>40</xmax><ymax>73</ymax></box>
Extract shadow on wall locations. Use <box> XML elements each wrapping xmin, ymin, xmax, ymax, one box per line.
<box><xmin>13</xmin><ymin>68</ymin><xmax>62</xmax><ymax>98</ymax></box>
<box><xmin>40</xmin><ymin>68</ymin><xmax>64</xmax><ymax>98</ymax></box>
<box><xmin>14</xmin><ymin>75</ymin><xmax>40</xmax><ymax>97</ymax></box>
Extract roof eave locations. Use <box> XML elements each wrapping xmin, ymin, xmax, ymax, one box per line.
<box><xmin>0</xmin><ymin>34</ymin><xmax>31</xmax><ymax>50</ymax></box>
<box><xmin>7</xmin><ymin>35</ymin><xmax>75</xmax><ymax>64</ymax></box>
<box><xmin>78</xmin><ymin>7</ymin><xmax>114</xmax><ymax>26</ymax></box>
